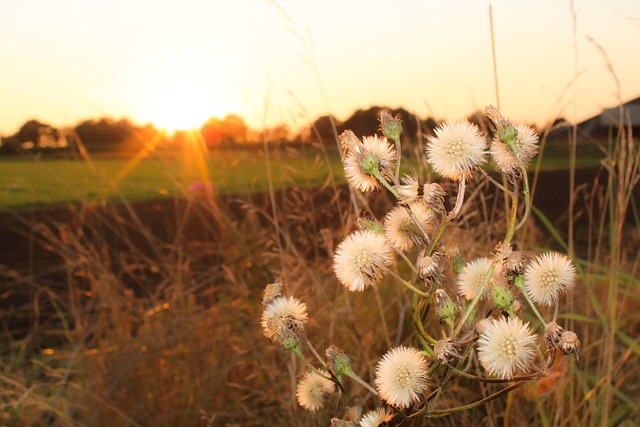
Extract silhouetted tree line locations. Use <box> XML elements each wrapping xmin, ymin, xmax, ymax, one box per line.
<box><xmin>0</xmin><ymin>107</ymin><xmax>543</xmax><ymax>156</ymax></box>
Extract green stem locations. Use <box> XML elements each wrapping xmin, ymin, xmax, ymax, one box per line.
<box><xmin>519</xmin><ymin>287</ymin><xmax>547</xmax><ymax>328</ymax></box>
<box><xmin>446</xmin><ymin>365</ymin><xmax>541</xmax><ymax>383</ymax></box>
<box><xmin>346</xmin><ymin>369</ymin><xmax>379</xmax><ymax>396</ymax></box>
<box><xmin>422</xmin><ymin>381</ymin><xmax>528</xmax><ymax>417</ymax></box>
<box><xmin>515</xmin><ymin>164</ymin><xmax>531</xmax><ymax>231</ymax></box>
<box><xmin>393</xmin><ymin>136</ymin><xmax>402</xmax><ymax>179</ymax></box>
<box><xmin>426</xmin><ymin>218</ymin><xmax>448</xmax><ymax>256</ymax></box>
<box><xmin>388</xmin><ymin>270</ymin><xmax>429</xmax><ymax>297</ymax></box>
<box><xmin>413</xmin><ymin>294</ymin><xmax>438</xmax><ymax>346</ymax></box>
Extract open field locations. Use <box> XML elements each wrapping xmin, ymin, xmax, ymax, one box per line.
<box><xmin>0</xmin><ymin>141</ymin><xmax>604</xmax><ymax>211</ymax></box>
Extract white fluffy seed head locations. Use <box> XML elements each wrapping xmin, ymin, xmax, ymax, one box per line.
<box><xmin>383</xmin><ymin>202</ymin><xmax>435</xmax><ymax>251</ymax></box>
<box><xmin>260</xmin><ymin>296</ymin><xmax>308</xmax><ymax>343</ymax></box>
<box><xmin>359</xmin><ymin>407</ymin><xmax>393</xmax><ymax>427</ymax></box>
<box><xmin>375</xmin><ymin>346</ymin><xmax>429</xmax><ymax>409</ymax></box>
<box><xmin>458</xmin><ymin>257</ymin><xmax>493</xmax><ymax>301</ymax></box>
<box><xmin>333</xmin><ymin>230</ymin><xmax>394</xmax><ymax>292</ymax></box>
<box><xmin>477</xmin><ymin>317</ymin><xmax>538</xmax><ymax>379</ymax></box>
<box><xmin>296</xmin><ymin>370</ymin><xmax>335</xmax><ymax>412</ymax></box>
<box><xmin>426</xmin><ymin>121</ymin><xmax>487</xmax><ymax>180</ymax></box>
<box><xmin>524</xmin><ymin>252</ymin><xmax>577</xmax><ymax>306</ymax></box>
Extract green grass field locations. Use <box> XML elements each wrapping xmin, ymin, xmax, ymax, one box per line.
<box><xmin>0</xmin><ymin>142</ymin><xmax>602</xmax><ymax>211</ymax></box>
<box><xmin>0</xmin><ymin>147</ymin><xmax>346</xmax><ymax>210</ymax></box>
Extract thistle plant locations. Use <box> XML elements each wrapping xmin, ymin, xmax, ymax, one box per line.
<box><xmin>260</xmin><ymin>108</ymin><xmax>582</xmax><ymax>425</ymax></box>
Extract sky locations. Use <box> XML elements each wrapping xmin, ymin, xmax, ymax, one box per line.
<box><xmin>1</xmin><ymin>0</ymin><xmax>639</xmax><ymax>135</ymax></box>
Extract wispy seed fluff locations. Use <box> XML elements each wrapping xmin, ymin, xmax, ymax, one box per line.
<box><xmin>296</xmin><ymin>370</ymin><xmax>335</xmax><ymax>412</ymax></box>
<box><xmin>260</xmin><ymin>296</ymin><xmax>308</xmax><ymax>343</ymax></box>
<box><xmin>375</xmin><ymin>346</ymin><xmax>429</xmax><ymax>409</ymax></box>
<box><xmin>426</xmin><ymin>121</ymin><xmax>487</xmax><ymax>180</ymax></box>
<box><xmin>359</xmin><ymin>407</ymin><xmax>393</xmax><ymax>427</ymax></box>
<box><xmin>333</xmin><ymin>229</ymin><xmax>394</xmax><ymax>292</ymax></box>
<box><xmin>524</xmin><ymin>252</ymin><xmax>577</xmax><ymax>306</ymax></box>
<box><xmin>343</xmin><ymin>134</ymin><xmax>396</xmax><ymax>192</ymax></box>
<box><xmin>477</xmin><ymin>317</ymin><xmax>538</xmax><ymax>379</ymax></box>
<box><xmin>458</xmin><ymin>257</ymin><xmax>493</xmax><ymax>301</ymax></box>
<box><xmin>383</xmin><ymin>202</ymin><xmax>435</xmax><ymax>251</ymax></box>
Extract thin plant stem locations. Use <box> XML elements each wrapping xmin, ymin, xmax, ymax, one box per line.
<box><xmin>346</xmin><ymin>369</ymin><xmax>379</xmax><ymax>396</ymax></box>
<box><xmin>515</xmin><ymin>164</ymin><xmax>532</xmax><ymax>231</ymax></box>
<box><xmin>447</xmin><ymin>174</ymin><xmax>466</xmax><ymax>220</ymax></box>
<box><xmin>423</xmin><ymin>381</ymin><xmax>528</xmax><ymax>417</ymax></box>
<box><xmin>387</xmin><ymin>270</ymin><xmax>429</xmax><ymax>297</ymax></box>
<box><xmin>302</xmin><ymin>336</ymin><xmax>327</xmax><ymax>368</ymax></box>
<box><xmin>521</xmin><ymin>289</ymin><xmax>548</xmax><ymax>328</ymax></box>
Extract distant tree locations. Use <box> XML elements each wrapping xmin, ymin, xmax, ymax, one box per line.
<box><xmin>200</xmin><ymin>114</ymin><xmax>248</xmax><ymax>147</ymax></box>
<box><xmin>309</xmin><ymin>114</ymin><xmax>340</xmax><ymax>142</ymax></box>
<box><xmin>200</xmin><ymin>117</ymin><xmax>223</xmax><ymax>147</ymax></box>
<box><xmin>15</xmin><ymin>119</ymin><xmax>59</xmax><ymax>149</ymax></box>
<box><xmin>219</xmin><ymin>114</ymin><xmax>248</xmax><ymax>143</ymax></box>
<box><xmin>74</xmin><ymin>118</ymin><xmax>135</xmax><ymax>151</ymax></box>
<box><xmin>0</xmin><ymin>135</ymin><xmax>21</xmax><ymax>154</ymax></box>
<box><xmin>340</xmin><ymin>107</ymin><xmax>382</xmax><ymax>137</ymax></box>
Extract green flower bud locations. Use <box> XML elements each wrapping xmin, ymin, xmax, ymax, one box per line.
<box><xmin>281</xmin><ymin>335</ymin><xmax>300</xmax><ymax>353</ymax></box>
<box><xmin>359</xmin><ymin>151</ymin><xmax>380</xmax><ymax>176</ymax></box>
<box><xmin>379</xmin><ymin>112</ymin><xmax>403</xmax><ymax>142</ymax></box>
<box><xmin>435</xmin><ymin>289</ymin><xmax>457</xmax><ymax>330</ymax></box>
<box><xmin>491</xmin><ymin>284</ymin><xmax>515</xmax><ymax>316</ymax></box>
<box><xmin>326</xmin><ymin>345</ymin><xmax>352</xmax><ymax>377</ymax></box>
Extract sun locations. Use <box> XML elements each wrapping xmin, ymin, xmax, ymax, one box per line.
<box><xmin>145</xmin><ymin>75</ymin><xmax>219</xmax><ymax>132</ymax></box>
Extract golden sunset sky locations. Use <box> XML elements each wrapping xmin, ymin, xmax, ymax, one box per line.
<box><xmin>1</xmin><ymin>0</ymin><xmax>639</xmax><ymax>134</ymax></box>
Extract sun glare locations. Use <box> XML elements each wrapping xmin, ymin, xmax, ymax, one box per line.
<box><xmin>145</xmin><ymin>76</ymin><xmax>219</xmax><ymax>132</ymax></box>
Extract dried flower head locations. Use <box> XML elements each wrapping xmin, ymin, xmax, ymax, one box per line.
<box><xmin>426</xmin><ymin>121</ymin><xmax>487</xmax><ymax>180</ymax></box>
<box><xmin>359</xmin><ymin>407</ymin><xmax>393</xmax><ymax>427</ymax></box>
<box><xmin>477</xmin><ymin>317</ymin><xmax>538</xmax><ymax>379</ymax></box>
<box><xmin>339</xmin><ymin>130</ymin><xmax>361</xmax><ymax>154</ymax></box>
<box><xmin>296</xmin><ymin>370</ymin><xmax>335</xmax><ymax>412</ymax></box>
<box><xmin>375</xmin><ymin>346</ymin><xmax>429</xmax><ymax>409</ymax></box>
<box><xmin>544</xmin><ymin>321</ymin><xmax>565</xmax><ymax>348</ymax></box>
<box><xmin>434</xmin><ymin>338</ymin><xmax>460</xmax><ymax>365</ymax></box>
<box><xmin>458</xmin><ymin>257</ymin><xmax>493</xmax><ymax>300</ymax></box>
<box><xmin>524</xmin><ymin>252</ymin><xmax>577</xmax><ymax>306</ymax></box>
<box><xmin>396</xmin><ymin>174</ymin><xmax>421</xmax><ymax>204</ymax></box>
<box><xmin>396</xmin><ymin>175</ymin><xmax>446</xmax><ymax>213</ymax></box>
<box><xmin>383</xmin><ymin>202</ymin><xmax>435</xmax><ymax>251</ymax></box>
<box><xmin>558</xmin><ymin>331</ymin><xmax>581</xmax><ymax>356</ymax></box>
<box><xmin>260</xmin><ymin>296</ymin><xmax>308</xmax><ymax>343</ymax></box>
<box><xmin>417</xmin><ymin>250</ymin><xmax>442</xmax><ymax>282</ymax></box>
<box><xmin>504</xmin><ymin>251</ymin><xmax>527</xmax><ymax>277</ymax></box>
<box><xmin>422</xmin><ymin>182</ymin><xmax>447</xmax><ymax>212</ymax></box>
<box><xmin>343</xmin><ymin>135</ymin><xmax>396</xmax><ymax>192</ymax></box>
<box><xmin>262</xmin><ymin>280</ymin><xmax>283</xmax><ymax>306</ymax></box>
<box><xmin>333</xmin><ymin>230</ymin><xmax>394</xmax><ymax>292</ymax></box>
